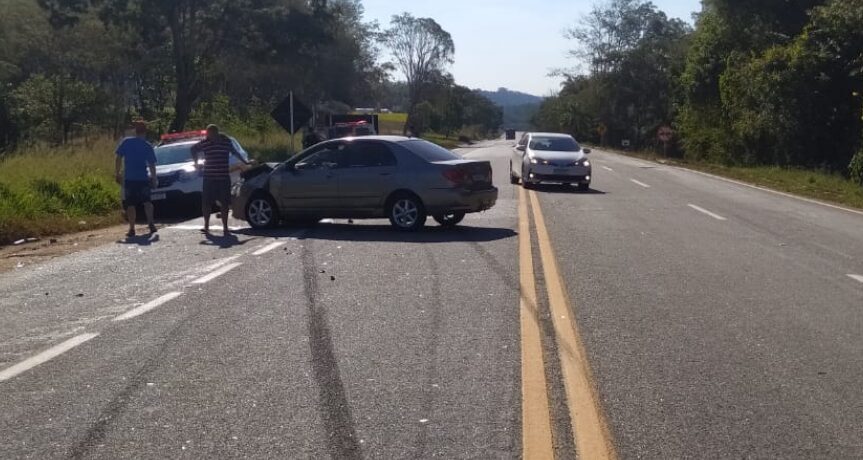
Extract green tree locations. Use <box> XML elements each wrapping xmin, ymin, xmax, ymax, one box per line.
<box><xmin>384</xmin><ymin>13</ymin><xmax>455</xmax><ymax>134</ymax></box>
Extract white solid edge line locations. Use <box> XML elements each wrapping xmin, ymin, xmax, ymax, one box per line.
<box><xmin>253</xmin><ymin>241</ymin><xmax>286</xmax><ymax>256</ymax></box>
<box><xmin>0</xmin><ymin>333</ymin><xmax>99</xmax><ymax>382</ymax></box>
<box><xmin>193</xmin><ymin>262</ymin><xmax>242</xmax><ymax>284</ymax></box>
<box><xmin>848</xmin><ymin>274</ymin><xmax>863</xmax><ymax>284</ymax></box>
<box><xmin>630</xmin><ymin>179</ymin><xmax>651</xmax><ymax>188</ymax></box>
<box><xmin>114</xmin><ymin>292</ymin><xmax>183</xmax><ymax>322</ymax></box>
<box><xmin>688</xmin><ymin>204</ymin><xmax>728</xmax><ymax>221</ymax></box>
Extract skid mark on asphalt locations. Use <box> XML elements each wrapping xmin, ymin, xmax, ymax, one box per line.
<box><xmin>412</xmin><ymin>247</ymin><xmax>445</xmax><ymax>458</ymax></box>
<box><xmin>67</xmin><ymin>306</ymin><xmax>205</xmax><ymax>459</ymax></box>
<box><xmin>300</xmin><ymin>241</ymin><xmax>362</xmax><ymax>460</ymax></box>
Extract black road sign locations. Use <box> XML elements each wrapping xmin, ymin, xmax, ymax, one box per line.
<box><xmin>271</xmin><ymin>94</ymin><xmax>312</xmax><ymax>134</ymax></box>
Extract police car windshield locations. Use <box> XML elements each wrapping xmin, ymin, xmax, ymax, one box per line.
<box><xmin>155</xmin><ymin>143</ymin><xmax>194</xmax><ymax>165</ymax></box>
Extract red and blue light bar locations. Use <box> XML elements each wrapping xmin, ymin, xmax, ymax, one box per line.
<box><xmin>160</xmin><ymin>130</ymin><xmax>207</xmax><ymax>142</ymax></box>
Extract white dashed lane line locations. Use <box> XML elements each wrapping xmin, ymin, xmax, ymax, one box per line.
<box><xmin>630</xmin><ymin>179</ymin><xmax>651</xmax><ymax>188</ymax></box>
<box><xmin>848</xmin><ymin>274</ymin><xmax>863</xmax><ymax>284</ymax></box>
<box><xmin>0</xmin><ymin>333</ymin><xmax>99</xmax><ymax>382</ymax></box>
<box><xmin>192</xmin><ymin>262</ymin><xmax>242</xmax><ymax>284</ymax></box>
<box><xmin>688</xmin><ymin>204</ymin><xmax>728</xmax><ymax>221</ymax></box>
<box><xmin>602</xmin><ymin>166</ymin><xmax>614</xmax><ymax>172</ymax></box>
<box><xmin>114</xmin><ymin>292</ymin><xmax>183</xmax><ymax>322</ymax></box>
<box><xmin>252</xmin><ymin>242</ymin><xmax>286</xmax><ymax>256</ymax></box>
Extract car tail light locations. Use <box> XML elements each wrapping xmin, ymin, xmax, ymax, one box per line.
<box><xmin>442</xmin><ymin>168</ymin><xmax>469</xmax><ymax>185</ymax></box>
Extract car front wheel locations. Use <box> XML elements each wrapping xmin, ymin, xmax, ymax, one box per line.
<box><xmin>245</xmin><ymin>194</ymin><xmax>278</xmax><ymax>229</ymax></box>
<box><xmin>433</xmin><ymin>212</ymin><xmax>466</xmax><ymax>227</ymax></box>
<box><xmin>388</xmin><ymin>193</ymin><xmax>426</xmax><ymax>231</ymax></box>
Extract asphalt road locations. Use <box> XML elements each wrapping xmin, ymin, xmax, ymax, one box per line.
<box><xmin>1</xmin><ymin>138</ymin><xmax>862</xmax><ymax>459</ymax></box>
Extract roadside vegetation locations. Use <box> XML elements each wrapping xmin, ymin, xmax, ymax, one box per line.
<box><xmin>535</xmin><ymin>0</ymin><xmax>863</xmax><ymax>200</ymax></box>
<box><xmin>0</xmin><ymin>1</ymin><xmax>505</xmax><ymax>245</ymax></box>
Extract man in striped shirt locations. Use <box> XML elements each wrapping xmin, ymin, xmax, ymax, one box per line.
<box><xmin>191</xmin><ymin>125</ymin><xmax>251</xmax><ymax>234</ymax></box>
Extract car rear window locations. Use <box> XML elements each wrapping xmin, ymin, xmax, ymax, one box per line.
<box><xmin>402</xmin><ymin>140</ymin><xmax>460</xmax><ymax>162</ymax></box>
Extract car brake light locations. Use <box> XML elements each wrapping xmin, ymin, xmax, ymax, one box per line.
<box><xmin>442</xmin><ymin>168</ymin><xmax>468</xmax><ymax>185</ymax></box>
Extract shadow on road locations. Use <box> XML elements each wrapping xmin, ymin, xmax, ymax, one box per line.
<box><xmin>235</xmin><ymin>223</ymin><xmax>516</xmax><ymax>243</ymax></box>
<box><xmin>117</xmin><ymin>233</ymin><xmax>160</xmax><ymax>246</ymax></box>
<box><xmin>199</xmin><ymin>232</ymin><xmax>249</xmax><ymax>249</ymax></box>
<box><xmin>531</xmin><ymin>184</ymin><xmax>607</xmax><ymax>195</ymax></box>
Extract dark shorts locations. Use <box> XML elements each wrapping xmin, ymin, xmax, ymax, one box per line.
<box><xmin>203</xmin><ymin>177</ymin><xmax>231</xmax><ymax>208</ymax></box>
<box><xmin>124</xmin><ymin>180</ymin><xmax>151</xmax><ymax>207</ymax></box>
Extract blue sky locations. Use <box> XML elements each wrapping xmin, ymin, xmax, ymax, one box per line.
<box><xmin>363</xmin><ymin>0</ymin><xmax>702</xmax><ymax>96</ymax></box>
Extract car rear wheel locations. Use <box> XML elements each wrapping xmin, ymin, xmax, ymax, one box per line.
<box><xmin>510</xmin><ymin>162</ymin><xmax>519</xmax><ymax>184</ymax></box>
<box><xmin>246</xmin><ymin>194</ymin><xmax>278</xmax><ymax>229</ymax></box>
<box><xmin>433</xmin><ymin>212</ymin><xmax>466</xmax><ymax>227</ymax></box>
<box><xmin>388</xmin><ymin>193</ymin><xmax>426</xmax><ymax>232</ymax></box>
<box><xmin>577</xmin><ymin>183</ymin><xmax>590</xmax><ymax>192</ymax></box>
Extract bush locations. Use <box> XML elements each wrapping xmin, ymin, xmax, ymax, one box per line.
<box><xmin>850</xmin><ymin>150</ymin><xmax>863</xmax><ymax>185</ymax></box>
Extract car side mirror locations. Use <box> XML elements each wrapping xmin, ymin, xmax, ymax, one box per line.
<box><xmin>516</xmin><ymin>145</ymin><xmax>526</xmax><ymax>152</ymax></box>
<box><xmin>583</xmin><ymin>148</ymin><xmax>591</xmax><ymax>154</ymax></box>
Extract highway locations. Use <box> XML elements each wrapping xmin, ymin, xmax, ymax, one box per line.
<box><xmin>1</xmin><ymin>138</ymin><xmax>862</xmax><ymax>458</ymax></box>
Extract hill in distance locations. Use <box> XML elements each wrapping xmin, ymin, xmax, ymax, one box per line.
<box><xmin>476</xmin><ymin>87</ymin><xmax>543</xmax><ymax>107</ymax></box>
<box><xmin>475</xmin><ymin>88</ymin><xmax>543</xmax><ymax>130</ymax></box>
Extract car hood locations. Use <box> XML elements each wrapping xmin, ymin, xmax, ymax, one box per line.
<box><xmin>156</xmin><ymin>162</ymin><xmax>196</xmax><ymax>175</ymax></box>
<box><xmin>528</xmin><ymin>149</ymin><xmax>587</xmax><ymax>162</ymax></box>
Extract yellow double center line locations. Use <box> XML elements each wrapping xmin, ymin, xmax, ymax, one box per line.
<box><xmin>519</xmin><ymin>186</ymin><xmax>617</xmax><ymax>460</ymax></box>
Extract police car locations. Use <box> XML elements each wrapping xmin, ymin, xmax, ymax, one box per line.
<box><xmin>151</xmin><ymin>131</ymin><xmax>251</xmax><ymax>211</ymax></box>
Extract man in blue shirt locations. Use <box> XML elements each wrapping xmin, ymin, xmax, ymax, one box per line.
<box><xmin>115</xmin><ymin>122</ymin><xmax>158</xmax><ymax>237</ymax></box>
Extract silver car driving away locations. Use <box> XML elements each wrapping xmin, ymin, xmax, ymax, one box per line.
<box><xmin>232</xmin><ymin>136</ymin><xmax>498</xmax><ymax>231</ymax></box>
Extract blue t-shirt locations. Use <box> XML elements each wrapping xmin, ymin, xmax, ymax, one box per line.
<box><xmin>116</xmin><ymin>137</ymin><xmax>157</xmax><ymax>181</ymax></box>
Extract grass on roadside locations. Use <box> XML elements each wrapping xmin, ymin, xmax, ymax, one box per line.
<box><xmin>0</xmin><ymin>130</ymin><xmax>296</xmax><ymax>246</ymax></box>
<box><xmin>0</xmin><ymin>138</ymin><xmax>123</xmax><ymax>245</ymax></box>
<box><xmin>422</xmin><ymin>133</ymin><xmax>462</xmax><ymax>150</ymax></box>
<box><xmin>597</xmin><ymin>146</ymin><xmax>863</xmax><ymax>210</ymax></box>
<box><xmin>376</xmin><ymin>112</ymin><xmax>408</xmax><ymax>135</ymax></box>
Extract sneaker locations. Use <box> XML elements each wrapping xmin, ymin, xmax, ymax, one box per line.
<box><xmin>148</xmin><ymin>224</ymin><xmax>158</xmax><ymax>234</ymax></box>
<box><xmin>126</xmin><ymin>229</ymin><xmax>136</xmax><ymax>238</ymax></box>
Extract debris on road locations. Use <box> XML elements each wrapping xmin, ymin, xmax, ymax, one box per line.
<box><xmin>75</xmin><ymin>293</ymin><xmax>84</xmax><ymax>297</ymax></box>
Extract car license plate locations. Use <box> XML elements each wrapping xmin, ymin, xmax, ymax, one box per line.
<box><xmin>553</xmin><ymin>168</ymin><xmax>570</xmax><ymax>174</ymax></box>
<box><xmin>151</xmin><ymin>193</ymin><xmax>167</xmax><ymax>201</ymax></box>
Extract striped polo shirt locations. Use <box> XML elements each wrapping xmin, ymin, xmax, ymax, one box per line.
<box><xmin>192</xmin><ymin>136</ymin><xmax>236</xmax><ymax>178</ymax></box>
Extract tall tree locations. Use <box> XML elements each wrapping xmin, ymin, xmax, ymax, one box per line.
<box><xmin>383</xmin><ymin>13</ymin><xmax>454</xmax><ymax>133</ymax></box>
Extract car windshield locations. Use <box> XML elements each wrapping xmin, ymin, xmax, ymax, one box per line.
<box><xmin>155</xmin><ymin>143</ymin><xmax>194</xmax><ymax>165</ymax></box>
<box><xmin>530</xmin><ymin>137</ymin><xmax>580</xmax><ymax>152</ymax></box>
<box><xmin>403</xmin><ymin>139</ymin><xmax>460</xmax><ymax>162</ymax></box>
